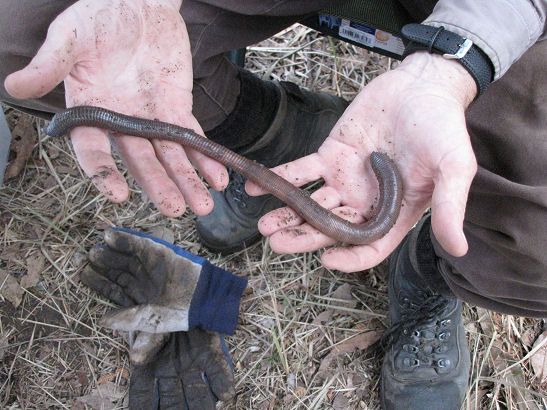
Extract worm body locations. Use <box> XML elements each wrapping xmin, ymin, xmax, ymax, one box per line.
<box><xmin>46</xmin><ymin>106</ymin><xmax>403</xmax><ymax>244</ymax></box>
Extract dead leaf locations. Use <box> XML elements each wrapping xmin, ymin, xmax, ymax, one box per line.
<box><xmin>317</xmin><ymin>331</ymin><xmax>381</xmax><ymax>378</ymax></box>
<box><xmin>520</xmin><ymin>327</ymin><xmax>540</xmax><ymax>349</ymax></box>
<box><xmin>0</xmin><ymin>243</ymin><xmax>22</xmax><ymax>261</ymax></box>
<box><xmin>493</xmin><ymin>350</ymin><xmax>540</xmax><ymax>410</ymax></box>
<box><xmin>149</xmin><ymin>226</ymin><xmax>175</xmax><ymax>244</ymax></box>
<box><xmin>312</xmin><ymin>310</ymin><xmax>332</xmax><ymax>326</ymax></box>
<box><xmin>0</xmin><ymin>335</ymin><xmax>9</xmax><ymax>362</ymax></box>
<box><xmin>467</xmin><ymin>386</ymin><xmax>489</xmax><ymax>409</ymax></box>
<box><xmin>312</xmin><ymin>283</ymin><xmax>356</xmax><ymax>326</ymax></box>
<box><xmin>294</xmin><ymin>386</ymin><xmax>306</xmax><ymax>398</ymax></box>
<box><xmin>56</xmin><ymin>165</ymin><xmax>80</xmax><ymax>176</ymax></box>
<box><xmin>331</xmin><ymin>283</ymin><xmax>356</xmax><ymax>309</ymax></box>
<box><xmin>98</xmin><ymin>368</ymin><xmax>130</xmax><ymax>385</ymax></box>
<box><xmin>347</xmin><ymin>372</ymin><xmax>365</xmax><ymax>388</ymax></box>
<box><xmin>77</xmin><ymin>371</ymin><xmax>89</xmax><ymax>389</ymax></box>
<box><xmin>332</xmin><ymin>393</ymin><xmax>349</xmax><ymax>410</ymax></box>
<box><xmin>0</xmin><ymin>268</ymin><xmax>24</xmax><ymax>307</ymax></box>
<box><xmin>476</xmin><ymin>307</ymin><xmax>496</xmax><ymax>337</ymax></box>
<box><xmin>530</xmin><ymin>330</ymin><xmax>547</xmax><ymax>384</ymax></box>
<box><xmin>5</xmin><ymin>115</ymin><xmax>36</xmax><ymax>179</ymax></box>
<box><xmin>20</xmin><ymin>252</ymin><xmax>45</xmax><ymax>288</ymax></box>
<box><xmin>76</xmin><ymin>381</ymin><xmax>125</xmax><ymax>409</ymax></box>
<box><xmin>46</xmin><ymin>144</ymin><xmax>60</xmax><ymax>159</ymax></box>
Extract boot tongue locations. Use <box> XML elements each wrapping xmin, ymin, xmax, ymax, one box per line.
<box><xmin>239</xmin><ymin>82</ymin><xmax>287</xmax><ymax>156</ymax></box>
<box><xmin>205</xmin><ymin>68</ymin><xmax>281</xmax><ymax>152</ymax></box>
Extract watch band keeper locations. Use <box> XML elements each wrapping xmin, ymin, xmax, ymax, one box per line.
<box><xmin>401</xmin><ymin>23</ymin><xmax>494</xmax><ymax>97</ymax></box>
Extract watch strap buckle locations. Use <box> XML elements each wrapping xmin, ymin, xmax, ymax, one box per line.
<box><xmin>443</xmin><ymin>38</ymin><xmax>473</xmax><ymax>60</ymax></box>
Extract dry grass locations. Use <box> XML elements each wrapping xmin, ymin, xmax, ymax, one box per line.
<box><xmin>1</xmin><ymin>24</ymin><xmax>545</xmax><ymax>409</ymax></box>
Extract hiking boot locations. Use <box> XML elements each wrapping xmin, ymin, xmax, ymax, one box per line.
<box><xmin>380</xmin><ymin>218</ymin><xmax>470</xmax><ymax>410</ymax></box>
<box><xmin>196</xmin><ymin>78</ymin><xmax>348</xmax><ymax>253</ymax></box>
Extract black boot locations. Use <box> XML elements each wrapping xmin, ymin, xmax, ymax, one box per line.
<box><xmin>380</xmin><ymin>216</ymin><xmax>470</xmax><ymax>410</ymax></box>
<box><xmin>196</xmin><ymin>70</ymin><xmax>348</xmax><ymax>253</ymax></box>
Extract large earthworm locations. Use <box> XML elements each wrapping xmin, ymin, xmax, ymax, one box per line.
<box><xmin>45</xmin><ymin>106</ymin><xmax>403</xmax><ymax>244</ymax></box>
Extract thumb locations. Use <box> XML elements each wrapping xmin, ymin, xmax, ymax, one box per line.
<box><xmin>128</xmin><ymin>331</ymin><xmax>169</xmax><ymax>365</ymax></box>
<box><xmin>431</xmin><ymin>149</ymin><xmax>477</xmax><ymax>257</ymax></box>
<box><xmin>100</xmin><ymin>305</ymin><xmax>189</xmax><ymax>333</ymax></box>
<box><xmin>4</xmin><ymin>20</ymin><xmax>77</xmax><ymax>99</ymax></box>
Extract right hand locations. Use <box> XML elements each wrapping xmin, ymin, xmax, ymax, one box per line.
<box><xmin>250</xmin><ymin>53</ymin><xmax>478</xmax><ymax>272</ymax></box>
<box><xmin>4</xmin><ymin>0</ymin><xmax>228</xmax><ymax>217</ymax></box>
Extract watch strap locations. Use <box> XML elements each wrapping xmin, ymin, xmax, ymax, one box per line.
<box><xmin>401</xmin><ymin>23</ymin><xmax>494</xmax><ymax>96</ymax></box>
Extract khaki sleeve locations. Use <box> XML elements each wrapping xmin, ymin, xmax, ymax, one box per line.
<box><xmin>424</xmin><ymin>0</ymin><xmax>546</xmax><ymax>80</ymax></box>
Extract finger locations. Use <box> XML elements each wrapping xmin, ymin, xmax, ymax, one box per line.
<box><xmin>129</xmin><ymin>332</ymin><xmax>170</xmax><ymax>366</ymax></box>
<box><xmin>203</xmin><ymin>340</ymin><xmax>235</xmax><ymax>402</ymax></box>
<box><xmin>175</xmin><ymin>115</ymin><xmax>229</xmax><ymax>192</ymax></box>
<box><xmin>150</xmin><ymin>111</ymin><xmax>227</xmax><ymax>216</ymax></box>
<box><xmin>88</xmin><ymin>246</ymin><xmax>134</xmax><ymax>272</ymax></box>
<box><xmin>87</xmin><ymin>246</ymin><xmax>152</xmax><ymax>304</ymax></box>
<box><xmin>70</xmin><ymin>127</ymin><xmax>130</xmax><ymax>203</ymax></box>
<box><xmin>319</xmin><ymin>207</ymin><xmax>419</xmax><ymax>272</ymax></box>
<box><xmin>158</xmin><ymin>377</ymin><xmax>187</xmax><ymax>410</ymax></box>
<box><xmin>151</xmin><ymin>137</ymin><xmax>216</xmax><ymax>216</ymax></box>
<box><xmin>258</xmin><ymin>186</ymin><xmax>341</xmax><ymax>235</ymax></box>
<box><xmin>267</xmin><ymin>205</ymin><xmax>363</xmax><ymax>253</ymax></box>
<box><xmin>103</xmin><ymin>228</ymin><xmax>175</xmax><ymax>279</ymax></box>
<box><xmin>115</xmin><ymin>133</ymin><xmax>187</xmax><ymax>217</ymax></box>
<box><xmin>431</xmin><ymin>151</ymin><xmax>477</xmax><ymax>257</ymax></box>
<box><xmin>103</xmin><ymin>227</ymin><xmax>143</xmax><ymax>254</ymax></box>
<box><xmin>80</xmin><ymin>266</ymin><xmax>134</xmax><ymax>307</ymax></box>
<box><xmin>245</xmin><ymin>153</ymin><xmax>325</xmax><ymax>196</ymax></box>
<box><xmin>4</xmin><ymin>19</ymin><xmax>77</xmax><ymax>99</ymax></box>
<box><xmin>180</xmin><ymin>369</ymin><xmax>217</xmax><ymax>409</ymax></box>
<box><xmin>129</xmin><ymin>365</ymin><xmax>158</xmax><ymax>410</ymax></box>
<box><xmin>103</xmin><ymin>227</ymin><xmax>166</xmax><ymax>269</ymax></box>
<box><xmin>183</xmin><ymin>329</ymin><xmax>234</xmax><ymax>403</ymax></box>
<box><xmin>86</xmin><ymin>263</ymin><xmax>149</xmax><ymax>306</ymax></box>
<box><xmin>186</xmin><ymin>149</ymin><xmax>229</xmax><ymax>191</ymax></box>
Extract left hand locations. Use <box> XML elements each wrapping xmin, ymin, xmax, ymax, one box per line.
<box><xmin>248</xmin><ymin>53</ymin><xmax>478</xmax><ymax>273</ymax></box>
<box><xmin>4</xmin><ymin>0</ymin><xmax>228</xmax><ymax>217</ymax></box>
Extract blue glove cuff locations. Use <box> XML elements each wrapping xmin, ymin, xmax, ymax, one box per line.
<box><xmin>109</xmin><ymin>227</ymin><xmax>247</xmax><ymax>335</ymax></box>
<box><xmin>188</xmin><ymin>261</ymin><xmax>247</xmax><ymax>335</ymax></box>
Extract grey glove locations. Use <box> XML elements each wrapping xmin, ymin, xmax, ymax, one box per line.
<box><xmin>81</xmin><ymin>227</ymin><xmax>241</xmax><ymax>409</ymax></box>
<box><xmin>83</xmin><ymin>227</ymin><xmax>247</xmax><ymax>334</ymax></box>
<box><xmin>124</xmin><ymin>328</ymin><xmax>235</xmax><ymax>409</ymax></box>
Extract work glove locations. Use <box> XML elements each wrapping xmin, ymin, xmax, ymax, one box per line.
<box><xmin>82</xmin><ymin>226</ymin><xmax>247</xmax><ymax>335</ymax></box>
<box><xmin>124</xmin><ymin>328</ymin><xmax>235</xmax><ymax>409</ymax></box>
<box><xmin>81</xmin><ymin>227</ymin><xmax>244</xmax><ymax>409</ymax></box>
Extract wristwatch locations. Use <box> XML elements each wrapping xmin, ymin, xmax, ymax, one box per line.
<box><xmin>401</xmin><ymin>23</ymin><xmax>494</xmax><ymax>97</ymax></box>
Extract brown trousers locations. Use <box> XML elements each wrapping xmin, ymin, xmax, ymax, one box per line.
<box><xmin>1</xmin><ymin>1</ymin><xmax>545</xmax><ymax>317</ymax></box>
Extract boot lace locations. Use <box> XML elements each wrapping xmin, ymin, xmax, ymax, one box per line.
<box><xmin>226</xmin><ymin>170</ymin><xmax>249</xmax><ymax>208</ymax></box>
<box><xmin>372</xmin><ymin>294</ymin><xmax>454</xmax><ymax>370</ymax></box>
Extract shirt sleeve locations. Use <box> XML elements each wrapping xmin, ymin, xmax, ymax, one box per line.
<box><xmin>423</xmin><ymin>0</ymin><xmax>546</xmax><ymax>80</ymax></box>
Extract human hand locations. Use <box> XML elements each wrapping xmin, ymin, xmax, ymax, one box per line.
<box><xmin>81</xmin><ymin>227</ymin><xmax>247</xmax><ymax>334</ymax></box>
<box><xmin>249</xmin><ymin>53</ymin><xmax>478</xmax><ymax>272</ymax></box>
<box><xmin>4</xmin><ymin>0</ymin><xmax>228</xmax><ymax>217</ymax></box>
